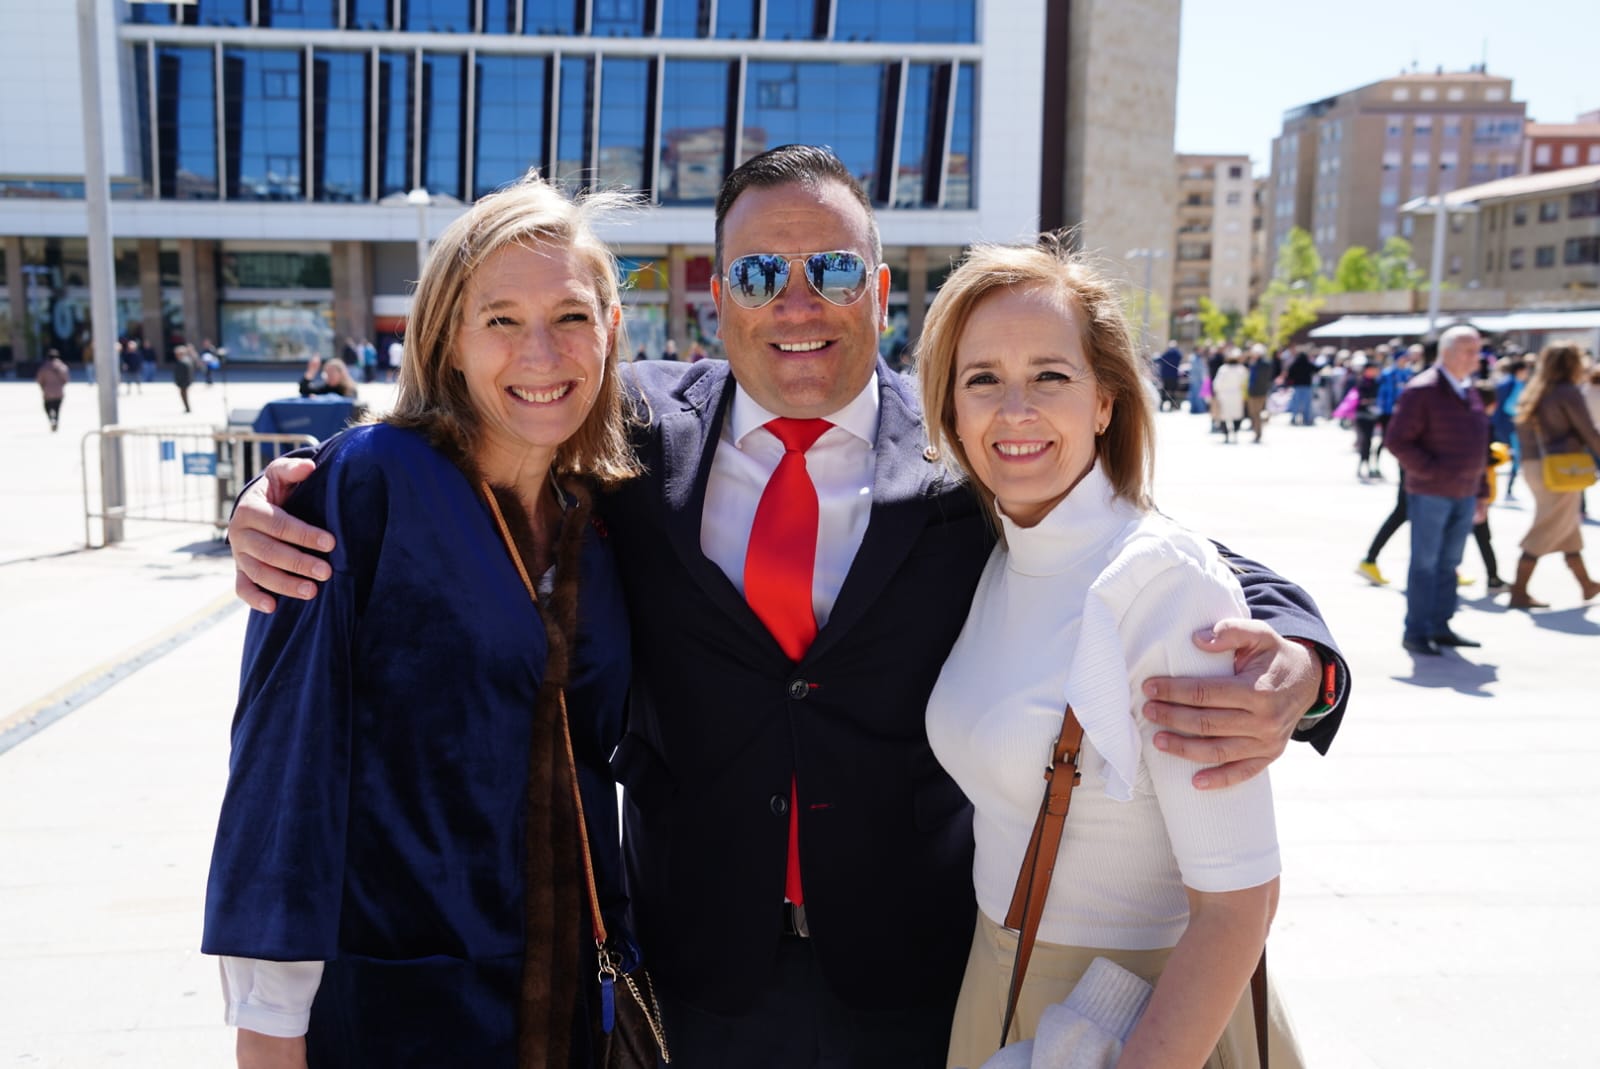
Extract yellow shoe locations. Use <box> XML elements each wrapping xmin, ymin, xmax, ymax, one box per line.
<box><xmin>1457</xmin><ymin>572</ymin><xmax>1474</xmax><ymax>587</ymax></box>
<box><xmin>1356</xmin><ymin>561</ymin><xmax>1388</xmax><ymax>585</ymax></box>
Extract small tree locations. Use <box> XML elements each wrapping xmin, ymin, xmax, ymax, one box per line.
<box><xmin>1332</xmin><ymin>246</ymin><xmax>1380</xmax><ymax>293</ymax></box>
<box><xmin>1273</xmin><ymin>294</ymin><xmax>1323</xmax><ymax>350</ymax></box>
<box><xmin>1196</xmin><ymin>296</ymin><xmax>1231</xmax><ymax>346</ymax></box>
<box><xmin>1238</xmin><ymin>307</ymin><xmax>1271</xmax><ymax>347</ymax></box>
<box><xmin>1273</xmin><ymin>226</ymin><xmax>1322</xmax><ymax>289</ymax></box>
<box><xmin>1376</xmin><ymin>235</ymin><xmax>1426</xmax><ymax>290</ymax></box>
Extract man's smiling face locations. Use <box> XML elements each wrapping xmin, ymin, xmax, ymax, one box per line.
<box><xmin>712</xmin><ymin>179</ymin><xmax>890</xmax><ymax>419</ymax></box>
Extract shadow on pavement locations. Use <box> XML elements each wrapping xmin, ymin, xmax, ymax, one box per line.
<box><xmin>1526</xmin><ymin>606</ymin><xmax>1600</xmax><ymax>637</ymax></box>
<box><xmin>1393</xmin><ymin>656</ymin><xmax>1499</xmax><ymax>696</ymax></box>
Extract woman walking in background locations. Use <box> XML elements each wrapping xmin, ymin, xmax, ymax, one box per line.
<box><xmin>36</xmin><ymin>349</ymin><xmax>70</xmax><ymax>431</ymax></box>
<box><xmin>1212</xmin><ymin>349</ymin><xmax>1248</xmax><ymax>443</ymax></box>
<box><xmin>1507</xmin><ymin>343</ymin><xmax>1600</xmax><ymax>608</ymax></box>
<box><xmin>1351</xmin><ymin>357</ymin><xmax>1383</xmax><ymax>479</ymax></box>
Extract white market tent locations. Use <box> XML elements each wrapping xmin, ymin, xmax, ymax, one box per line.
<box><xmin>1310</xmin><ymin>309</ymin><xmax>1600</xmax><ymax>340</ymax></box>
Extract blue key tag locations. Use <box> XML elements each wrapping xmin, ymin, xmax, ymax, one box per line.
<box><xmin>598</xmin><ymin>944</ymin><xmax>619</xmax><ymax>1034</ymax></box>
<box><xmin>600</xmin><ymin>974</ymin><xmax>616</xmax><ymax>1033</ymax></box>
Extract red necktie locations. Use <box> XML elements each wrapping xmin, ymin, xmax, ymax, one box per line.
<box><xmin>744</xmin><ymin>417</ymin><xmax>831</xmax><ymax>906</ymax></box>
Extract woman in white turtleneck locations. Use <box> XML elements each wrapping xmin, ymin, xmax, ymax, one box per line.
<box><xmin>918</xmin><ymin>240</ymin><xmax>1282</xmax><ymax>1069</ymax></box>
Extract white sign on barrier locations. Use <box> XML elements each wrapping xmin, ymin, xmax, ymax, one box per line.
<box><xmin>183</xmin><ymin>453</ymin><xmax>217</xmax><ymax>476</ymax></box>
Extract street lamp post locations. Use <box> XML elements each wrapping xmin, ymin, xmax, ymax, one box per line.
<box><xmin>406</xmin><ymin>187</ymin><xmax>432</xmax><ymax>281</ymax></box>
<box><xmin>1424</xmin><ymin>194</ymin><xmax>1449</xmax><ymax>338</ymax></box>
<box><xmin>379</xmin><ymin>188</ymin><xmax>462</xmax><ymax>281</ymax></box>
<box><xmin>77</xmin><ymin>0</ymin><xmax>123</xmax><ymax>543</ymax></box>
<box><xmin>1126</xmin><ymin>248</ymin><xmax>1167</xmax><ymax>355</ymax></box>
<box><xmin>1420</xmin><ymin>194</ymin><xmax>1479</xmax><ymax>339</ymax></box>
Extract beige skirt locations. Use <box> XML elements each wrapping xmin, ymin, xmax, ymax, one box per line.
<box><xmin>945</xmin><ymin>913</ymin><xmax>1304</xmax><ymax>1069</ymax></box>
<box><xmin>1520</xmin><ymin>463</ymin><xmax>1586</xmax><ymax>557</ymax></box>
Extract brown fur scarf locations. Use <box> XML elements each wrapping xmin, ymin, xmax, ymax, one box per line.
<box><xmin>489</xmin><ymin>476</ymin><xmax>593</xmax><ymax>1069</ymax></box>
<box><xmin>432</xmin><ymin>426</ymin><xmax>592</xmax><ymax>1069</ymax></box>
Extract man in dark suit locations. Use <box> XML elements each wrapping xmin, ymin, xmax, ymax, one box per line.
<box><xmin>228</xmin><ymin>146</ymin><xmax>1349</xmax><ymax>1067</ymax></box>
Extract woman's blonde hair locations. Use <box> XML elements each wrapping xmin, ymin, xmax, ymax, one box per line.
<box><xmin>916</xmin><ymin>236</ymin><xmax>1156</xmax><ymax>519</ymax></box>
<box><xmin>1514</xmin><ymin>342</ymin><xmax>1586</xmax><ymax>427</ymax></box>
<box><xmin>322</xmin><ymin>357</ymin><xmax>357</xmax><ymax>396</ymax></box>
<box><xmin>386</xmin><ymin>171</ymin><xmax>639</xmax><ymax>485</ymax></box>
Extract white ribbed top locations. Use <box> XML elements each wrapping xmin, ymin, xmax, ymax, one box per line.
<box><xmin>926</xmin><ymin>464</ymin><xmax>1280</xmax><ymax>950</ymax></box>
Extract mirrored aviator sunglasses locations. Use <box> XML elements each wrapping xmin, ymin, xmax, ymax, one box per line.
<box><xmin>723</xmin><ymin>251</ymin><xmax>872</xmax><ymax>309</ymax></box>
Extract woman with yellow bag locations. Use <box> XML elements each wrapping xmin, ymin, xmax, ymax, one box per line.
<box><xmin>1508</xmin><ymin>343</ymin><xmax>1600</xmax><ymax>608</ymax></box>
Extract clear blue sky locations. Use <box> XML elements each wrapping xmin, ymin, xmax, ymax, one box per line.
<box><xmin>1176</xmin><ymin>0</ymin><xmax>1596</xmax><ymax>173</ymax></box>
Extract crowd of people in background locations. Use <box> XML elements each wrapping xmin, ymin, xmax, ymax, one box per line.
<box><xmin>1153</xmin><ymin>331</ymin><xmax>1600</xmax><ymax>618</ymax></box>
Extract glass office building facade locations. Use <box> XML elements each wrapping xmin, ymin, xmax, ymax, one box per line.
<box><xmin>4</xmin><ymin>0</ymin><xmax>994</xmax><ymax>366</ymax></box>
<box><xmin>126</xmin><ymin>1</ymin><xmax>977</xmax><ymax>212</ymax></box>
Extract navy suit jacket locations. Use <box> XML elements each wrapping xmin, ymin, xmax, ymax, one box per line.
<box><xmin>601</xmin><ymin>358</ymin><xmax>1346</xmax><ymax>1018</ymax></box>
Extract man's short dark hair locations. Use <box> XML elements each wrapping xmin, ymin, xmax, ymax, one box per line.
<box><xmin>713</xmin><ymin>144</ymin><xmax>883</xmax><ymax>274</ymax></box>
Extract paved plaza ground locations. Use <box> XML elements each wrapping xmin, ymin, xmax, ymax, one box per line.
<box><xmin>1</xmin><ymin>367</ymin><xmax>1597</xmax><ymax>1066</ymax></box>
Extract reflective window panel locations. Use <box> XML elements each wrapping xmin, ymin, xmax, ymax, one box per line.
<box><xmin>659</xmin><ymin>60</ymin><xmax>729</xmax><ymax>204</ymax></box>
<box><xmin>482</xmin><ymin>0</ymin><xmax>517</xmax><ymax>33</ymax></box>
<box><xmin>592</xmin><ymin>0</ymin><xmax>646</xmax><ymax>37</ymax></box>
<box><xmin>132</xmin><ymin>46</ymin><xmax>155</xmax><ymax>197</ymax></box>
<box><xmin>195</xmin><ymin>0</ymin><xmax>250</xmax><ymax>26</ymax></box>
<box><xmin>598</xmin><ymin>58</ymin><xmax>651</xmax><ymax>192</ymax></box>
<box><xmin>376</xmin><ymin>52</ymin><xmax>415</xmax><ymax>196</ymax></box>
<box><xmin>129</xmin><ymin>3</ymin><xmax>189</xmax><ymax>25</ymax></box>
<box><xmin>764</xmin><ymin>1</ymin><xmax>824</xmax><ymax>40</ymax></box>
<box><xmin>346</xmin><ymin>0</ymin><xmax>393</xmax><ymax>30</ymax></box>
<box><xmin>835</xmin><ymin>0</ymin><xmax>975</xmax><ymax>42</ymax></box>
<box><xmin>744</xmin><ymin>62</ymin><xmax>884</xmax><ymax>196</ymax></box>
<box><xmin>403</xmin><ymin>0</ymin><xmax>473</xmax><ymax>32</ymax></box>
<box><xmin>420</xmin><ymin>53</ymin><xmax>468</xmax><ymax>199</ymax></box>
<box><xmin>261</xmin><ymin>0</ymin><xmax>340</xmax><ymax>30</ymax></box>
<box><xmin>220</xmin><ymin>300</ymin><xmax>335</xmax><ymax>361</ymax></box>
<box><xmin>554</xmin><ymin>57</ymin><xmax>593</xmax><ymax>190</ymax></box>
<box><xmin>715</xmin><ymin>0</ymin><xmax>756</xmax><ymax>39</ymax></box>
<box><xmin>474</xmin><ymin>55</ymin><xmax>549</xmax><ymax>198</ymax></box>
<box><xmin>895</xmin><ymin>64</ymin><xmax>933</xmax><ymax>207</ymax></box>
<box><xmin>156</xmin><ymin>45</ymin><xmax>219</xmax><ymax>200</ymax></box>
<box><xmin>524</xmin><ymin>0</ymin><xmax>579</xmax><ymax>35</ymax></box>
<box><xmin>312</xmin><ymin>51</ymin><xmax>371</xmax><ymax>202</ymax></box>
<box><xmin>658</xmin><ymin>0</ymin><xmax>710</xmax><ymax>38</ymax></box>
<box><xmin>223</xmin><ymin>48</ymin><xmax>306</xmax><ymax>201</ymax></box>
<box><xmin>946</xmin><ymin>63</ymin><xmax>973</xmax><ymax>209</ymax></box>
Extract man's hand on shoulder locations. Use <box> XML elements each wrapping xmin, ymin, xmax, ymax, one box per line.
<box><xmin>1141</xmin><ymin>619</ymin><xmax>1318</xmax><ymax>790</ymax></box>
<box><xmin>230</xmin><ymin>457</ymin><xmax>333</xmax><ymax>613</ymax></box>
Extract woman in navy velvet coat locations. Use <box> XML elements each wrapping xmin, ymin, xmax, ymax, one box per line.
<box><xmin>202</xmin><ymin>174</ymin><xmax>639</xmax><ymax>1068</ymax></box>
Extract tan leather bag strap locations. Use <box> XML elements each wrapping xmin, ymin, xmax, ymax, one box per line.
<box><xmin>1251</xmin><ymin>948</ymin><xmax>1269</xmax><ymax>1068</ymax></box>
<box><xmin>998</xmin><ymin>705</ymin><xmax>1085</xmax><ymax>1047</ymax></box>
<box><xmin>482</xmin><ymin>483</ymin><xmax>609</xmax><ymax>946</ymax></box>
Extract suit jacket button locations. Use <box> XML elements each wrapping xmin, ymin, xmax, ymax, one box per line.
<box><xmin>788</xmin><ymin>679</ymin><xmax>809</xmax><ymax>700</ymax></box>
<box><xmin>770</xmin><ymin>794</ymin><xmax>789</xmax><ymax>816</ymax></box>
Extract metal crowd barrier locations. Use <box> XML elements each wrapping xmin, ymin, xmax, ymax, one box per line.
<box><xmin>81</xmin><ymin>425</ymin><xmax>317</xmax><ymax>548</ymax></box>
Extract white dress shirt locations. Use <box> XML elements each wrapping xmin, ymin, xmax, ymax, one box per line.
<box><xmin>700</xmin><ymin>373</ymin><xmax>880</xmax><ymax>624</ymax></box>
